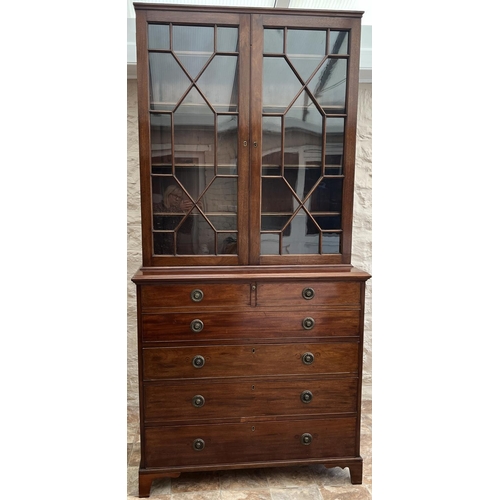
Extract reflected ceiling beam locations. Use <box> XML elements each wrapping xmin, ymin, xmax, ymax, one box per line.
<box><xmin>274</xmin><ymin>0</ymin><xmax>290</xmax><ymax>7</ymax></box>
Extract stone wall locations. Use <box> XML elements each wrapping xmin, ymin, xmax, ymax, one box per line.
<box><xmin>127</xmin><ymin>80</ymin><xmax>372</xmax><ymax>406</ymax></box>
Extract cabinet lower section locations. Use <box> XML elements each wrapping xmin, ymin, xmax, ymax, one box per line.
<box><xmin>132</xmin><ymin>266</ymin><xmax>370</xmax><ymax>497</ymax></box>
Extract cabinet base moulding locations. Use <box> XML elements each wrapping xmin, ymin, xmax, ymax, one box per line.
<box><xmin>138</xmin><ymin>458</ymin><xmax>363</xmax><ymax>497</ymax></box>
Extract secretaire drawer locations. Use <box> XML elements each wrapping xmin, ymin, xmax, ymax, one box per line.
<box><xmin>144</xmin><ymin>377</ymin><xmax>358</xmax><ymax>423</ymax></box>
<box><xmin>144</xmin><ymin>417</ymin><xmax>357</xmax><ymax>468</ymax></box>
<box><xmin>140</xmin><ymin>283</ymin><xmax>252</xmax><ymax>309</ymax></box>
<box><xmin>142</xmin><ymin>342</ymin><xmax>359</xmax><ymax>380</ymax></box>
<box><xmin>256</xmin><ymin>281</ymin><xmax>361</xmax><ymax>307</ymax></box>
<box><xmin>141</xmin><ymin>309</ymin><xmax>360</xmax><ymax>342</ymax></box>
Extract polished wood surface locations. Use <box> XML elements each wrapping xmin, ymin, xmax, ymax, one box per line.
<box><xmin>143</xmin><ymin>377</ymin><xmax>358</xmax><ymax>423</ymax></box>
<box><xmin>144</xmin><ymin>417</ymin><xmax>357</xmax><ymax>468</ymax></box>
<box><xmin>133</xmin><ymin>4</ymin><xmax>369</xmax><ymax>497</ymax></box>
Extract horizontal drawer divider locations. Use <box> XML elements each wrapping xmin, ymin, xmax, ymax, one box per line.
<box><xmin>141</xmin><ymin>305</ymin><xmax>362</xmax><ymax>313</ymax></box>
<box><xmin>140</xmin><ymin>337</ymin><xmax>361</xmax><ymax>347</ymax></box>
<box><xmin>143</xmin><ymin>373</ymin><xmax>359</xmax><ymax>386</ymax></box>
<box><xmin>144</xmin><ymin>412</ymin><xmax>359</xmax><ymax>427</ymax></box>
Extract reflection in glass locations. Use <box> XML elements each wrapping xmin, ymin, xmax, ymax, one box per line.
<box><xmin>284</xmin><ymin>166</ymin><xmax>321</xmax><ymax>203</ymax></box>
<box><xmin>217</xmin><ymin>27</ymin><xmax>238</xmax><ymax>52</ymax></box>
<box><xmin>322</xmin><ymin>233</ymin><xmax>340</xmax><ymax>254</ymax></box>
<box><xmin>262</xmin><ymin>117</ymin><xmax>282</xmax><ymax>175</ymax></box>
<box><xmin>308</xmin><ymin>58</ymin><xmax>347</xmax><ymax>113</ymax></box>
<box><xmin>261</xmin><ymin>215</ymin><xmax>291</xmax><ymax>231</ymax></box>
<box><xmin>150</xmin><ymin>113</ymin><xmax>171</xmax><ymax>165</ymax></box>
<box><xmin>148</xmin><ymin>24</ymin><xmax>170</xmax><ymax>50</ymax></box>
<box><xmin>284</xmin><ymin>90</ymin><xmax>322</xmax><ymax>169</ymax></box>
<box><xmin>329</xmin><ymin>31</ymin><xmax>348</xmax><ymax>55</ymax></box>
<box><xmin>178</xmin><ymin>207</ymin><xmax>215</xmax><ymax>255</ymax></box>
<box><xmin>218</xmin><ymin>115</ymin><xmax>238</xmax><ymax>174</ymax></box>
<box><xmin>197</xmin><ymin>56</ymin><xmax>238</xmax><ymax>112</ymax></box>
<box><xmin>174</xmin><ymin>88</ymin><xmax>215</xmax><ymax>166</ymax></box>
<box><xmin>200</xmin><ymin>177</ymin><xmax>237</xmax><ymax>215</ymax></box>
<box><xmin>149</xmin><ymin>53</ymin><xmax>191</xmax><ymax>110</ymax></box>
<box><xmin>263</xmin><ymin>57</ymin><xmax>302</xmax><ymax>113</ymax></box>
<box><xmin>209</xmin><ymin>215</ymin><xmax>237</xmax><ymax>231</ymax></box>
<box><xmin>287</xmin><ymin>29</ymin><xmax>326</xmax><ymax>83</ymax></box>
<box><xmin>310</xmin><ymin>178</ymin><xmax>343</xmax><ymax>213</ymax></box>
<box><xmin>313</xmin><ymin>214</ymin><xmax>341</xmax><ymax>230</ymax></box>
<box><xmin>283</xmin><ymin>209</ymin><xmax>319</xmax><ymax>254</ymax></box>
<box><xmin>152</xmin><ymin>180</ymin><xmax>193</xmax><ymax>255</ymax></box>
<box><xmin>325</xmin><ymin>117</ymin><xmax>344</xmax><ymax>175</ymax></box>
<box><xmin>174</xmin><ymin>167</ymin><xmax>215</xmax><ymax>202</ymax></box>
<box><xmin>218</xmin><ymin>233</ymin><xmax>237</xmax><ymax>254</ymax></box>
<box><xmin>264</xmin><ymin>28</ymin><xmax>284</xmax><ymax>53</ymax></box>
<box><xmin>149</xmin><ymin>23</ymin><xmax>241</xmax><ymax>258</ymax></box>
<box><xmin>261</xmin><ymin>177</ymin><xmax>293</xmax><ymax>213</ymax></box>
<box><xmin>173</xmin><ymin>25</ymin><xmax>214</xmax><ymax>79</ymax></box>
<box><xmin>261</xmin><ymin>233</ymin><xmax>280</xmax><ymax>255</ymax></box>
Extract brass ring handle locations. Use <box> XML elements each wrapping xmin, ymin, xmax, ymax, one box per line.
<box><xmin>192</xmin><ymin>395</ymin><xmax>205</xmax><ymax>408</ymax></box>
<box><xmin>302</xmin><ymin>352</ymin><xmax>314</xmax><ymax>365</ymax></box>
<box><xmin>192</xmin><ymin>355</ymin><xmax>205</xmax><ymax>368</ymax></box>
<box><xmin>191</xmin><ymin>289</ymin><xmax>204</xmax><ymax>302</ymax></box>
<box><xmin>301</xmin><ymin>433</ymin><xmax>313</xmax><ymax>445</ymax></box>
<box><xmin>193</xmin><ymin>438</ymin><xmax>205</xmax><ymax>451</ymax></box>
<box><xmin>190</xmin><ymin>319</ymin><xmax>204</xmax><ymax>332</ymax></box>
<box><xmin>302</xmin><ymin>287</ymin><xmax>315</xmax><ymax>300</ymax></box>
<box><xmin>300</xmin><ymin>390</ymin><xmax>313</xmax><ymax>404</ymax></box>
<box><xmin>302</xmin><ymin>317</ymin><xmax>315</xmax><ymax>330</ymax></box>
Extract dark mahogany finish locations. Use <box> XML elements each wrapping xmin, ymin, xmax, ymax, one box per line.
<box><xmin>132</xmin><ymin>3</ymin><xmax>369</xmax><ymax>497</ymax></box>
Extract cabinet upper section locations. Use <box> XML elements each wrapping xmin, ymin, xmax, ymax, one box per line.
<box><xmin>135</xmin><ymin>4</ymin><xmax>362</xmax><ymax>268</ymax></box>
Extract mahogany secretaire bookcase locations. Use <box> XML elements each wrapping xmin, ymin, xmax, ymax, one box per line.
<box><xmin>131</xmin><ymin>3</ymin><xmax>370</xmax><ymax>496</ymax></box>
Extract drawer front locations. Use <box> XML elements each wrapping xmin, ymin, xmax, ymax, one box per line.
<box><xmin>144</xmin><ymin>417</ymin><xmax>357</xmax><ymax>468</ymax></box>
<box><xmin>140</xmin><ymin>283</ymin><xmax>252</xmax><ymax>309</ymax></box>
<box><xmin>142</xmin><ymin>342</ymin><xmax>359</xmax><ymax>380</ymax></box>
<box><xmin>141</xmin><ymin>310</ymin><xmax>360</xmax><ymax>342</ymax></box>
<box><xmin>144</xmin><ymin>378</ymin><xmax>358</xmax><ymax>422</ymax></box>
<box><xmin>256</xmin><ymin>282</ymin><xmax>361</xmax><ymax>307</ymax></box>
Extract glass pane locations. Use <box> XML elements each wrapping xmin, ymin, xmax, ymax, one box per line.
<box><xmin>218</xmin><ymin>115</ymin><xmax>238</xmax><ymax>174</ymax></box>
<box><xmin>325</xmin><ymin>117</ymin><xmax>344</xmax><ymax>175</ymax></box>
<box><xmin>262</xmin><ymin>57</ymin><xmax>302</xmax><ymax>113</ymax></box>
<box><xmin>178</xmin><ymin>207</ymin><xmax>215</xmax><ymax>255</ymax></box>
<box><xmin>284</xmin><ymin>90</ymin><xmax>323</xmax><ymax>199</ymax></box>
<box><xmin>308</xmin><ymin>58</ymin><xmax>347</xmax><ymax>114</ymax></box>
<box><xmin>150</xmin><ymin>113</ymin><xmax>171</xmax><ymax>165</ymax></box>
<box><xmin>261</xmin><ymin>177</ymin><xmax>294</xmax><ymax>213</ymax></box>
<box><xmin>264</xmin><ymin>28</ymin><xmax>284</xmax><ymax>53</ymax></box>
<box><xmin>152</xmin><ymin>179</ymin><xmax>193</xmax><ymax>256</ymax></box>
<box><xmin>148</xmin><ymin>24</ymin><xmax>170</xmax><ymax>50</ymax></box>
<box><xmin>283</xmin><ymin>209</ymin><xmax>319</xmax><ymax>254</ymax></box>
<box><xmin>329</xmin><ymin>31</ymin><xmax>348</xmax><ymax>55</ymax></box>
<box><xmin>174</xmin><ymin>88</ymin><xmax>215</xmax><ymax>166</ymax></box>
<box><xmin>218</xmin><ymin>233</ymin><xmax>238</xmax><ymax>254</ymax></box>
<box><xmin>217</xmin><ymin>27</ymin><xmax>238</xmax><ymax>52</ymax></box>
<box><xmin>174</xmin><ymin>167</ymin><xmax>215</xmax><ymax>203</ymax></box>
<box><xmin>261</xmin><ymin>215</ymin><xmax>291</xmax><ymax>231</ymax></box>
<box><xmin>287</xmin><ymin>29</ymin><xmax>326</xmax><ymax>83</ymax></box>
<box><xmin>322</xmin><ymin>232</ymin><xmax>340</xmax><ymax>254</ymax></box>
<box><xmin>200</xmin><ymin>177</ymin><xmax>238</xmax><ymax>214</ymax></box>
<box><xmin>173</xmin><ymin>25</ymin><xmax>214</xmax><ymax>79</ymax></box>
<box><xmin>209</xmin><ymin>215</ymin><xmax>237</xmax><ymax>231</ymax></box>
<box><xmin>262</xmin><ymin>117</ymin><xmax>282</xmax><ymax>175</ymax></box>
<box><xmin>309</xmin><ymin>178</ymin><xmax>343</xmax><ymax>213</ymax></box>
<box><xmin>149</xmin><ymin>53</ymin><xmax>191</xmax><ymax>111</ymax></box>
<box><xmin>284</xmin><ymin>165</ymin><xmax>321</xmax><ymax>203</ymax></box>
<box><xmin>313</xmin><ymin>214</ymin><xmax>341</xmax><ymax>230</ymax></box>
<box><xmin>261</xmin><ymin>233</ymin><xmax>280</xmax><ymax>255</ymax></box>
<box><xmin>197</xmin><ymin>56</ymin><xmax>238</xmax><ymax>112</ymax></box>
